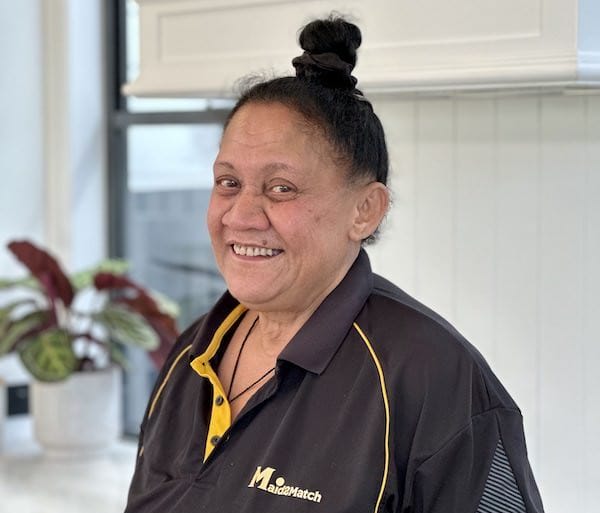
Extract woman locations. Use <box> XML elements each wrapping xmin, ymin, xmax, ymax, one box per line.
<box><xmin>125</xmin><ymin>16</ymin><xmax>544</xmax><ymax>513</ymax></box>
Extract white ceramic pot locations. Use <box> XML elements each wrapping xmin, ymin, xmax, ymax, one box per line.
<box><xmin>31</xmin><ymin>366</ymin><xmax>122</xmax><ymax>457</ymax></box>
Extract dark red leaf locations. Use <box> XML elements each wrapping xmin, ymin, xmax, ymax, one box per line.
<box><xmin>8</xmin><ymin>240</ymin><xmax>74</xmax><ymax>307</ymax></box>
<box><xmin>147</xmin><ymin>314</ymin><xmax>178</xmax><ymax>344</ymax></box>
<box><xmin>94</xmin><ymin>273</ymin><xmax>154</xmax><ymax>303</ymax></box>
<box><xmin>116</xmin><ymin>295</ymin><xmax>160</xmax><ymax>316</ymax></box>
<box><xmin>93</xmin><ymin>273</ymin><xmax>136</xmax><ymax>292</ymax></box>
<box><xmin>94</xmin><ymin>272</ymin><xmax>179</xmax><ymax>369</ymax></box>
<box><xmin>95</xmin><ymin>273</ymin><xmax>163</xmax><ymax>316</ymax></box>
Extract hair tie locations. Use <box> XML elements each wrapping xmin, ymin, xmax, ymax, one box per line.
<box><xmin>292</xmin><ymin>51</ymin><xmax>357</xmax><ymax>89</ymax></box>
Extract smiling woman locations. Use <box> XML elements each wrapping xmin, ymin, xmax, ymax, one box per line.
<box><xmin>124</xmin><ymin>15</ymin><xmax>544</xmax><ymax>513</ymax></box>
<box><xmin>208</xmin><ymin>102</ymin><xmax>387</xmax><ymax>326</ymax></box>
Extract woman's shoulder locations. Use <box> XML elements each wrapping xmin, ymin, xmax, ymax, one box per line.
<box><xmin>360</xmin><ymin>273</ymin><xmax>474</xmax><ymax>358</ymax></box>
<box><xmin>357</xmin><ymin>273</ymin><xmax>517</xmax><ymax>413</ymax></box>
<box><xmin>369</xmin><ymin>273</ymin><xmax>464</xmax><ymax>342</ymax></box>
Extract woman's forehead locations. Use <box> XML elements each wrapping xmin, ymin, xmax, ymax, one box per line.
<box><xmin>219</xmin><ymin>103</ymin><xmax>332</xmax><ymax>161</ymax></box>
<box><xmin>224</xmin><ymin>102</ymin><xmax>314</xmax><ymax>139</ymax></box>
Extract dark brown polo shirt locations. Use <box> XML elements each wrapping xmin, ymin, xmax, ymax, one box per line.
<box><xmin>124</xmin><ymin>250</ymin><xmax>544</xmax><ymax>513</ymax></box>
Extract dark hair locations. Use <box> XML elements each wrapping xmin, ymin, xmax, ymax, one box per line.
<box><xmin>225</xmin><ymin>15</ymin><xmax>389</xmax><ymax>187</ymax></box>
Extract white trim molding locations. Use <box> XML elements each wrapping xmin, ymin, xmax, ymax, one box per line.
<box><xmin>124</xmin><ymin>0</ymin><xmax>600</xmax><ymax>97</ymax></box>
<box><xmin>42</xmin><ymin>0</ymin><xmax>72</xmax><ymax>264</ymax></box>
<box><xmin>41</xmin><ymin>0</ymin><xmax>107</xmax><ymax>269</ymax></box>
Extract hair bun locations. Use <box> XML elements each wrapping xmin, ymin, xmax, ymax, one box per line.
<box><xmin>292</xmin><ymin>16</ymin><xmax>362</xmax><ymax>90</ymax></box>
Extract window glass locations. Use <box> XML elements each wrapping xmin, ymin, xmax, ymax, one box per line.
<box><xmin>122</xmin><ymin>125</ymin><xmax>226</xmax><ymax>433</ymax></box>
<box><xmin>128</xmin><ymin>124</ymin><xmax>222</xmax><ymax>192</ymax></box>
<box><xmin>118</xmin><ymin>0</ymin><xmax>233</xmax><ymax>435</ymax></box>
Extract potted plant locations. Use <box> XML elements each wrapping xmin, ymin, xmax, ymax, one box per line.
<box><xmin>0</xmin><ymin>240</ymin><xmax>179</xmax><ymax>455</ymax></box>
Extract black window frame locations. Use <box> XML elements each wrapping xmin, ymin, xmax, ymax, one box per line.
<box><xmin>104</xmin><ymin>0</ymin><xmax>231</xmax><ymax>260</ymax></box>
<box><xmin>104</xmin><ymin>0</ymin><xmax>232</xmax><ymax>435</ymax></box>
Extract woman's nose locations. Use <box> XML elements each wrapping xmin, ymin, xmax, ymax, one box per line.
<box><xmin>221</xmin><ymin>189</ymin><xmax>270</xmax><ymax>231</ymax></box>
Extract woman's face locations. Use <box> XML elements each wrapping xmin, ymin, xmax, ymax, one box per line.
<box><xmin>207</xmin><ymin>102</ymin><xmax>367</xmax><ymax>315</ymax></box>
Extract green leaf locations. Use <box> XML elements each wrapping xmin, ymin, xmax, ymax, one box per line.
<box><xmin>0</xmin><ymin>311</ymin><xmax>48</xmax><ymax>356</ymax></box>
<box><xmin>94</xmin><ymin>304</ymin><xmax>159</xmax><ymax>350</ymax></box>
<box><xmin>70</xmin><ymin>259</ymin><xmax>130</xmax><ymax>290</ymax></box>
<box><xmin>18</xmin><ymin>329</ymin><xmax>77</xmax><ymax>382</ymax></box>
<box><xmin>0</xmin><ymin>300</ymin><xmax>31</xmax><ymax>341</ymax></box>
<box><xmin>0</xmin><ymin>276</ymin><xmax>40</xmax><ymax>290</ymax></box>
<box><xmin>150</xmin><ymin>290</ymin><xmax>180</xmax><ymax>318</ymax></box>
<box><xmin>0</xmin><ymin>300</ymin><xmax>23</xmax><ymax>323</ymax></box>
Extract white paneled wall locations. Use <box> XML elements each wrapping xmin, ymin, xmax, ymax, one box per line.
<box><xmin>368</xmin><ymin>93</ymin><xmax>600</xmax><ymax>513</ymax></box>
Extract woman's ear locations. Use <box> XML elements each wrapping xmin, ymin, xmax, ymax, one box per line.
<box><xmin>349</xmin><ymin>182</ymin><xmax>390</xmax><ymax>242</ymax></box>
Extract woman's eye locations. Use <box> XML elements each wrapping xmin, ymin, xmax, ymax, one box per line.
<box><xmin>216</xmin><ymin>178</ymin><xmax>239</xmax><ymax>189</ymax></box>
<box><xmin>271</xmin><ymin>184</ymin><xmax>293</xmax><ymax>194</ymax></box>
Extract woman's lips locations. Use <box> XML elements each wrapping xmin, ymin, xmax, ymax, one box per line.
<box><xmin>231</xmin><ymin>244</ymin><xmax>283</xmax><ymax>257</ymax></box>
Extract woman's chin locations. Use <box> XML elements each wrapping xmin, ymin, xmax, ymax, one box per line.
<box><xmin>226</xmin><ymin>282</ymin><xmax>280</xmax><ymax>310</ymax></box>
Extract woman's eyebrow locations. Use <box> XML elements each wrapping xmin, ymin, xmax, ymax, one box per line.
<box><xmin>262</xmin><ymin>162</ymin><xmax>297</xmax><ymax>174</ymax></box>
<box><xmin>214</xmin><ymin>161</ymin><xmax>298</xmax><ymax>174</ymax></box>
<box><xmin>213</xmin><ymin>161</ymin><xmax>235</xmax><ymax>171</ymax></box>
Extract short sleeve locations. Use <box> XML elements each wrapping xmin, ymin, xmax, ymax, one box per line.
<box><xmin>408</xmin><ymin>407</ymin><xmax>544</xmax><ymax>513</ymax></box>
<box><xmin>125</xmin><ymin>318</ymin><xmax>204</xmax><ymax>505</ymax></box>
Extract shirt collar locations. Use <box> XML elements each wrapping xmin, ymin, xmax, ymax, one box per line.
<box><xmin>189</xmin><ymin>249</ymin><xmax>373</xmax><ymax>374</ymax></box>
<box><xmin>278</xmin><ymin>249</ymin><xmax>373</xmax><ymax>374</ymax></box>
<box><xmin>188</xmin><ymin>292</ymin><xmax>246</xmax><ymax>361</ymax></box>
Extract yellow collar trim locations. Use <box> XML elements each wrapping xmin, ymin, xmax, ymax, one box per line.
<box><xmin>190</xmin><ymin>303</ymin><xmax>247</xmax><ymax>461</ymax></box>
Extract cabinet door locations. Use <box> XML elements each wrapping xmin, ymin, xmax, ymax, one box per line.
<box><xmin>125</xmin><ymin>0</ymin><xmax>599</xmax><ymax>96</ymax></box>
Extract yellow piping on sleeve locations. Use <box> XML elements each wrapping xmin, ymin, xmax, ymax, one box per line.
<box><xmin>353</xmin><ymin>322</ymin><xmax>391</xmax><ymax>513</ymax></box>
<box><xmin>148</xmin><ymin>344</ymin><xmax>193</xmax><ymax>419</ymax></box>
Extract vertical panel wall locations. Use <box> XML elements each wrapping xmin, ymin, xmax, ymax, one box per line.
<box><xmin>0</xmin><ymin>0</ymin><xmax>46</xmax><ymax>389</ymax></box>
<box><xmin>368</xmin><ymin>92</ymin><xmax>600</xmax><ymax>513</ymax></box>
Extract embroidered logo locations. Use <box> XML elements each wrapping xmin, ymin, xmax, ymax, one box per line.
<box><xmin>248</xmin><ymin>466</ymin><xmax>323</xmax><ymax>503</ymax></box>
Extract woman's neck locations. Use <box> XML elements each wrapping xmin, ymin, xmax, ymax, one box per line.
<box><xmin>249</xmin><ymin>307</ymin><xmax>313</xmax><ymax>358</ymax></box>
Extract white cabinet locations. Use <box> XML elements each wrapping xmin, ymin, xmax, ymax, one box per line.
<box><xmin>124</xmin><ymin>0</ymin><xmax>600</xmax><ymax>95</ymax></box>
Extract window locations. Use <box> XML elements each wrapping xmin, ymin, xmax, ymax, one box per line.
<box><xmin>106</xmin><ymin>0</ymin><xmax>232</xmax><ymax>434</ymax></box>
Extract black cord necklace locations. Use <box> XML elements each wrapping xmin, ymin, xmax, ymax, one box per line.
<box><xmin>227</xmin><ymin>316</ymin><xmax>276</xmax><ymax>404</ymax></box>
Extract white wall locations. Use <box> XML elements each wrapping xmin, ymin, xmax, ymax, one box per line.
<box><xmin>44</xmin><ymin>0</ymin><xmax>107</xmax><ymax>271</ymax></box>
<box><xmin>0</xmin><ymin>0</ymin><xmax>106</xmax><ymax>383</ymax></box>
<box><xmin>0</xmin><ymin>1</ymin><xmax>46</xmax><ymax>384</ymax></box>
<box><xmin>368</xmin><ymin>92</ymin><xmax>600</xmax><ymax>513</ymax></box>
<box><xmin>0</xmin><ymin>1</ymin><xmax>45</xmax><ymax>276</ymax></box>
<box><xmin>67</xmin><ymin>0</ymin><xmax>107</xmax><ymax>270</ymax></box>
<box><xmin>0</xmin><ymin>0</ymin><xmax>106</xmax><ymax>276</ymax></box>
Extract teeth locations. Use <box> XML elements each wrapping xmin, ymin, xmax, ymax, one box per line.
<box><xmin>233</xmin><ymin>244</ymin><xmax>279</xmax><ymax>257</ymax></box>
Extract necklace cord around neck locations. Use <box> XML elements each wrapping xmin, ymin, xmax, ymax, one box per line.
<box><xmin>226</xmin><ymin>316</ymin><xmax>276</xmax><ymax>404</ymax></box>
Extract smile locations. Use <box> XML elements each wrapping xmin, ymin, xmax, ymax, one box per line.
<box><xmin>232</xmin><ymin>244</ymin><xmax>283</xmax><ymax>257</ymax></box>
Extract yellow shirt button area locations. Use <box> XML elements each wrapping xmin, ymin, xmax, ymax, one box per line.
<box><xmin>215</xmin><ymin>395</ymin><xmax>225</xmax><ymax>406</ymax></box>
<box><xmin>210</xmin><ymin>435</ymin><xmax>221</xmax><ymax>446</ymax></box>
